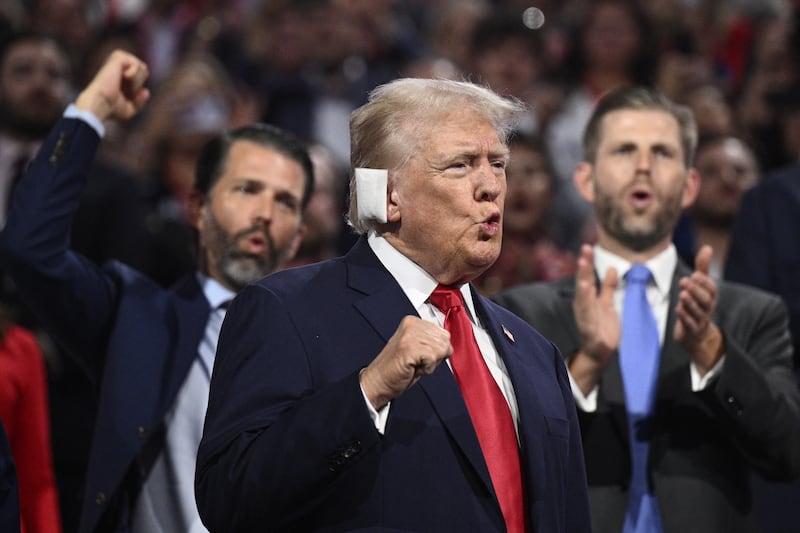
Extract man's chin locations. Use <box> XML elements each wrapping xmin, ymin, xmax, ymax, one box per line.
<box><xmin>220</xmin><ymin>256</ymin><xmax>276</xmax><ymax>289</ymax></box>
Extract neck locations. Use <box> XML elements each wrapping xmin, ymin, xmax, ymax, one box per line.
<box><xmin>597</xmin><ymin>234</ymin><xmax>672</xmax><ymax>264</ymax></box>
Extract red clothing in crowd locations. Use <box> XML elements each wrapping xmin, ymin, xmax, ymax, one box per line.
<box><xmin>0</xmin><ymin>325</ymin><xmax>61</xmax><ymax>533</ymax></box>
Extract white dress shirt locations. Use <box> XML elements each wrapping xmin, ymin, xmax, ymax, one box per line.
<box><xmin>570</xmin><ymin>244</ymin><xmax>724</xmax><ymax>411</ymax></box>
<box><xmin>362</xmin><ymin>234</ymin><xmax>520</xmax><ymax>437</ymax></box>
<box><xmin>133</xmin><ymin>274</ymin><xmax>234</xmax><ymax>533</ymax></box>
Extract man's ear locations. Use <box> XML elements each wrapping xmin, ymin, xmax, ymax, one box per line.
<box><xmin>681</xmin><ymin>167</ymin><xmax>700</xmax><ymax>209</ymax></box>
<box><xmin>188</xmin><ymin>190</ymin><xmax>206</xmax><ymax>232</ymax></box>
<box><xmin>283</xmin><ymin>223</ymin><xmax>307</xmax><ymax>266</ymax></box>
<box><xmin>573</xmin><ymin>162</ymin><xmax>595</xmax><ymax>203</ymax></box>
<box><xmin>386</xmin><ymin>185</ymin><xmax>401</xmax><ymax>223</ymax></box>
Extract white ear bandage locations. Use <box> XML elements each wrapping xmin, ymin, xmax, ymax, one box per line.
<box><xmin>355</xmin><ymin>168</ymin><xmax>388</xmax><ymax>223</ymax></box>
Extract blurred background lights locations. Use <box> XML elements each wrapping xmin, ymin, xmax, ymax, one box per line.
<box><xmin>522</xmin><ymin>7</ymin><xmax>545</xmax><ymax>30</ymax></box>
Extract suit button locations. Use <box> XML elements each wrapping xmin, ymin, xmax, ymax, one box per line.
<box><xmin>137</xmin><ymin>426</ymin><xmax>149</xmax><ymax>438</ymax></box>
<box><xmin>726</xmin><ymin>395</ymin><xmax>743</xmax><ymax>415</ymax></box>
<box><xmin>343</xmin><ymin>440</ymin><xmax>362</xmax><ymax>458</ymax></box>
<box><xmin>328</xmin><ymin>456</ymin><xmax>346</xmax><ymax>472</ymax></box>
<box><xmin>95</xmin><ymin>492</ymin><xmax>106</xmax><ymax>505</ymax></box>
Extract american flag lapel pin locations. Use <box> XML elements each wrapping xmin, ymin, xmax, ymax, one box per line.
<box><xmin>502</xmin><ymin>324</ymin><xmax>515</xmax><ymax>343</ymax></box>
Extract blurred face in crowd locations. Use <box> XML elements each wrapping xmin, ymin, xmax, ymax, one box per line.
<box><xmin>386</xmin><ymin>108</ymin><xmax>508</xmax><ymax>286</ymax></box>
<box><xmin>301</xmin><ymin>146</ymin><xmax>344</xmax><ymax>252</ymax></box>
<box><xmin>194</xmin><ymin>140</ymin><xmax>307</xmax><ymax>291</ymax></box>
<box><xmin>583</xmin><ymin>0</ymin><xmax>641</xmax><ymax>73</ymax></box>
<box><xmin>692</xmin><ymin>137</ymin><xmax>758</xmax><ymax>225</ymax></box>
<box><xmin>0</xmin><ymin>39</ymin><xmax>71</xmax><ymax>138</ymax></box>
<box><xmin>575</xmin><ymin>109</ymin><xmax>698</xmax><ymax>255</ymax></box>
<box><xmin>503</xmin><ymin>141</ymin><xmax>552</xmax><ymax>238</ymax></box>
<box><xmin>474</xmin><ymin>37</ymin><xmax>540</xmax><ymax>98</ymax></box>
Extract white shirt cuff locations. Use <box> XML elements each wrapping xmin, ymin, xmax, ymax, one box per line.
<box><xmin>360</xmin><ymin>385</ymin><xmax>390</xmax><ymax>434</ymax></box>
<box><xmin>568</xmin><ymin>370</ymin><xmax>598</xmax><ymax>412</ymax></box>
<box><xmin>690</xmin><ymin>353</ymin><xmax>726</xmax><ymax>391</ymax></box>
<box><xmin>64</xmin><ymin>104</ymin><xmax>105</xmax><ymax>138</ymax></box>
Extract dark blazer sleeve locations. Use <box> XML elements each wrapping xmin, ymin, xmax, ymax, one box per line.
<box><xmin>725</xmin><ymin>170</ymin><xmax>800</xmax><ymax>368</ymax></box>
<box><xmin>0</xmin><ymin>117</ymin><xmax>119</xmax><ymax>371</ymax></box>
<box><xmin>196</xmin><ymin>280</ymin><xmax>383</xmax><ymax>531</ymax></box>
<box><xmin>705</xmin><ymin>282</ymin><xmax>800</xmax><ymax>480</ymax></box>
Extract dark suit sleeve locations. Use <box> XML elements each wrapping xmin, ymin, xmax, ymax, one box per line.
<box><xmin>707</xmin><ymin>289</ymin><xmax>800</xmax><ymax>480</ymax></box>
<box><xmin>0</xmin><ymin>117</ymin><xmax>119</xmax><ymax>370</ymax></box>
<box><xmin>196</xmin><ymin>283</ymin><xmax>382</xmax><ymax>531</ymax></box>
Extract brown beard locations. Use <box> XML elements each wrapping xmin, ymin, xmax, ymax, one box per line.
<box><xmin>202</xmin><ymin>210</ymin><xmax>295</xmax><ymax>291</ymax></box>
<box><xmin>593</xmin><ymin>185</ymin><xmax>683</xmax><ymax>253</ymax></box>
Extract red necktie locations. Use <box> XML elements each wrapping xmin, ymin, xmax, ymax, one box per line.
<box><xmin>429</xmin><ymin>285</ymin><xmax>526</xmax><ymax>533</ymax></box>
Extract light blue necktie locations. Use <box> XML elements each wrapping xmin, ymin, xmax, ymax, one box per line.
<box><xmin>619</xmin><ymin>264</ymin><xmax>663</xmax><ymax>533</ymax></box>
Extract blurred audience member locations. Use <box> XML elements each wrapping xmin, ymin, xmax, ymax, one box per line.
<box><xmin>674</xmin><ymin>134</ymin><xmax>759</xmax><ymax>277</ymax></box>
<box><xmin>736</xmin><ymin>9</ymin><xmax>799</xmax><ymax>171</ymax></box>
<box><xmin>136</xmin><ymin>53</ymin><xmax>251</xmax><ymax>287</ymax></box>
<box><xmin>423</xmin><ymin>0</ymin><xmax>489</xmax><ymax>74</ymax></box>
<box><xmin>680</xmin><ymin>83</ymin><xmax>737</xmax><ymax>137</ymax></box>
<box><xmin>401</xmin><ymin>54</ymin><xmax>460</xmax><ymax>80</ymax></box>
<box><xmin>468</xmin><ymin>11</ymin><xmax>549</xmax><ymax>135</ymax></box>
<box><xmin>284</xmin><ymin>142</ymin><xmax>348</xmax><ymax>267</ymax></box>
<box><xmin>28</xmin><ymin>0</ymin><xmax>93</xmax><ymax>73</ymax></box>
<box><xmin>546</xmin><ymin>0</ymin><xmax>657</xmax><ymax>254</ymax></box>
<box><xmin>0</xmin><ymin>32</ymin><xmax>151</xmax><ymax>533</ymax></box>
<box><xmin>0</xmin><ymin>305</ymin><xmax>60</xmax><ymax>533</ymax></box>
<box><xmin>475</xmin><ymin>132</ymin><xmax>575</xmax><ymax>295</ymax></box>
<box><xmin>726</xmin><ymin>158</ymin><xmax>800</xmax><ymax>533</ymax></box>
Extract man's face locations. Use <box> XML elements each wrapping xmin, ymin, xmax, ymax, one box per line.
<box><xmin>577</xmin><ymin>109</ymin><xmax>696</xmax><ymax>254</ymax></box>
<box><xmin>196</xmin><ymin>140</ymin><xmax>307</xmax><ymax>291</ymax></box>
<box><xmin>0</xmin><ymin>40</ymin><xmax>71</xmax><ymax>138</ymax></box>
<box><xmin>693</xmin><ymin>138</ymin><xmax>758</xmax><ymax>225</ymax></box>
<box><xmin>387</xmin><ymin>109</ymin><xmax>508</xmax><ymax>286</ymax></box>
<box><xmin>503</xmin><ymin>143</ymin><xmax>552</xmax><ymax>236</ymax></box>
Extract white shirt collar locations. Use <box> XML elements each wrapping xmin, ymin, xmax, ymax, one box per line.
<box><xmin>367</xmin><ymin>233</ymin><xmax>478</xmax><ymax>319</ymax></box>
<box><xmin>593</xmin><ymin>243</ymin><xmax>677</xmax><ymax>297</ymax></box>
<box><xmin>195</xmin><ymin>272</ymin><xmax>236</xmax><ymax>309</ymax></box>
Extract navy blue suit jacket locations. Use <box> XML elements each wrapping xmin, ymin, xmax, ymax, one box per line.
<box><xmin>0</xmin><ymin>117</ymin><xmax>210</xmax><ymax>532</ymax></box>
<box><xmin>725</xmin><ymin>165</ymin><xmax>800</xmax><ymax>533</ymax></box>
<box><xmin>196</xmin><ymin>237</ymin><xmax>591</xmax><ymax>532</ymax></box>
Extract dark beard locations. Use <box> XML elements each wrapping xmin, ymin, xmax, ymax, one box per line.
<box><xmin>203</xmin><ymin>211</ymin><xmax>292</xmax><ymax>291</ymax></box>
<box><xmin>594</xmin><ymin>189</ymin><xmax>683</xmax><ymax>253</ymax></box>
<box><xmin>0</xmin><ymin>99</ymin><xmax>61</xmax><ymax>139</ymax></box>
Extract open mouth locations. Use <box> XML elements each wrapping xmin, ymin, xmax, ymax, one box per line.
<box><xmin>629</xmin><ymin>187</ymin><xmax>653</xmax><ymax>208</ymax></box>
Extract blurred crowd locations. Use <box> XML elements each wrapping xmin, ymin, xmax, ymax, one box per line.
<box><xmin>1</xmin><ymin>0</ymin><xmax>799</xmax><ymax>531</ymax></box>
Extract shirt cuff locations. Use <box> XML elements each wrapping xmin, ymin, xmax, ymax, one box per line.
<box><xmin>360</xmin><ymin>384</ymin><xmax>390</xmax><ymax>434</ymax></box>
<box><xmin>690</xmin><ymin>353</ymin><xmax>726</xmax><ymax>391</ymax></box>
<box><xmin>568</xmin><ymin>370</ymin><xmax>598</xmax><ymax>412</ymax></box>
<box><xmin>64</xmin><ymin>104</ymin><xmax>105</xmax><ymax>138</ymax></box>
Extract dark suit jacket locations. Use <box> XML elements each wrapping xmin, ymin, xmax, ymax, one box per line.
<box><xmin>725</xmin><ymin>165</ymin><xmax>800</xmax><ymax>532</ymax></box>
<box><xmin>0</xmin><ymin>117</ymin><xmax>211</xmax><ymax>532</ymax></box>
<box><xmin>196</xmin><ymin>237</ymin><xmax>591</xmax><ymax>532</ymax></box>
<box><xmin>493</xmin><ymin>263</ymin><xmax>800</xmax><ymax>533</ymax></box>
<box><xmin>726</xmin><ymin>164</ymin><xmax>800</xmax><ymax>369</ymax></box>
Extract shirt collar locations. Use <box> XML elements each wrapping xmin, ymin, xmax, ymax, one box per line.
<box><xmin>195</xmin><ymin>272</ymin><xmax>236</xmax><ymax>309</ymax></box>
<box><xmin>367</xmin><ymin>233</ymin><xmax>478</xmax><ymax>317</ymax></box>
<box><xmin>593</xmin><ymin>243</ymin><xmax>677</xmax><ymax>296</ymax></box>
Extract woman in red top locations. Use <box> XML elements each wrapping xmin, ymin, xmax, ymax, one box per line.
<box><xmin>0</xmin><ymin>307</ymin><xmax>61</xmax><ymax>533</ymax></box>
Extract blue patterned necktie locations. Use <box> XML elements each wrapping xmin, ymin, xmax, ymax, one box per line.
<box><xmin>619</xmin><ymin>264</ymin><xmax>663</xmax><ymax>533</ymax></box>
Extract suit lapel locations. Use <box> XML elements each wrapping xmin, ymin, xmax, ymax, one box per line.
<box><xmin>343</xmin><ymin>240</ymin><xmax>497</xmax><ymax>500</ymax></box>
<box><xmin>161</xmin><ymin>276</ymin><xmax>210</xmax><ymax>416</ymax></box>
